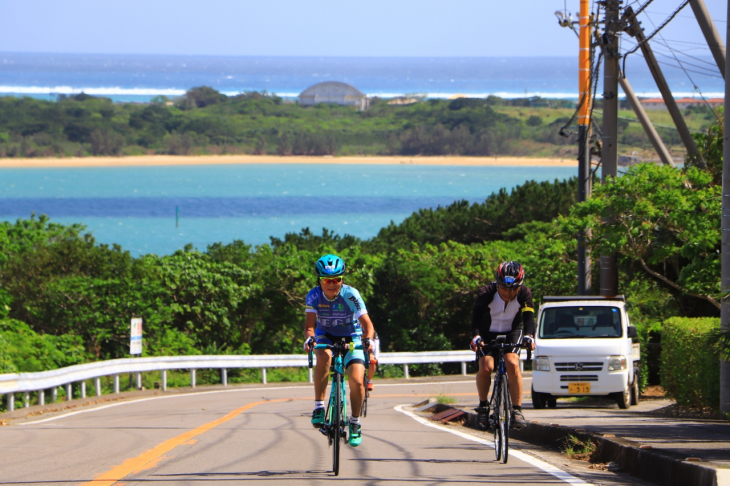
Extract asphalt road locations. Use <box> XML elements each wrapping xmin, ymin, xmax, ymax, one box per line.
<box><xmin>0</xmin><ymin>378</ymin><xmax>593</xmax><ymax>485</ymax></box>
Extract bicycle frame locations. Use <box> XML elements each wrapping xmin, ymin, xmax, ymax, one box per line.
<box><xmin>307</xmin><ymin>338</ymin><xmax>368</xmax><ymax>476</ymax></box>
<box><xmin>476</xmin><ymin>337</ymin><xmax>528</xmax><ymax>464</ymax></box>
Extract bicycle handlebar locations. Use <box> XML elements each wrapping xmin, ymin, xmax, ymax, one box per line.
<box><xmin>307</xmin><ymin>341</ymin><xmax>370</xmax><ymax>370</ymax></box>
<box><xmin>476</xmin><ymin>339</ymin><xmax>533</xmax><ymax>363</ymax></box>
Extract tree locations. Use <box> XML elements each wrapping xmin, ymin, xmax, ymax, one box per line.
<box><xmin>562</xmin><ymin>163</ymin><xmax>720</xmax><ymax>312</ymax></box>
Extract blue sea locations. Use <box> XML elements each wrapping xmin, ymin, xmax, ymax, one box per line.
<box><xmin>0</xmin><ymin>164</ymin><xmax>577</xmax><ymax>256</ymax></box>
<box><xmin>0</xmin><ymin>52</ymin><xmax>723</xmax><ymax>102</ymax></box>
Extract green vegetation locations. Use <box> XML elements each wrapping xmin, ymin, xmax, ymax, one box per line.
<box><xmin>0</xmin><ymin>94</ymin><xmax>724</xmax><ymax>411</ymax></box>
<box><xmin>561</xmin><ymin>435</ymin><xmax>598</xmax><ymax>462</ymax></box>
<box><xmin>660</xmin><ymin>317</ymin><xmax>721</xmax><ymax>409</ymax></box>
<box><xmin>435</xmin><ymin>394</ymin><xmax>457</xmax><ymax>405</ymax></box>
<box><xmin>0</xmin><ymin>89</ymin><xmax>716</xmax><ymax>159</ymax></box>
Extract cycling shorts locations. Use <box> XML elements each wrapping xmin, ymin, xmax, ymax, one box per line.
<box><xmin>315</xmin><ymin>330</ymin><xmax>365</xmax><ymax>368</ymax></box>
<box><xmin>478</xmin><ymin>329</ymin><xmax>523</xmax><ymax>359</ymax></box>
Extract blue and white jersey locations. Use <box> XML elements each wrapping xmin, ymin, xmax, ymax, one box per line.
<box><xmin>305</xmin><ymin>284</ymin><xmax>368</xmax><ymax>337</ymax></box>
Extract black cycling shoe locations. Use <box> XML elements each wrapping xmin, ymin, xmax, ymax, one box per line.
<box><xmin>510</xmin><ymin>409</ymin><xmax>526</xmax><ymax>429</ymax></box>
<box><xmin>474</xmin><ymin>407</ymin><xmax>489</xmax><ymax>431</ymax></box>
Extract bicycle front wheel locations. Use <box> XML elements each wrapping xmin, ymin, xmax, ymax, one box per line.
<box><xmin>501</xmin><ymin>377</ymin><xmax>510</xmax><ymax>464</ymax></box>
<box><xmin>362</xmin><ymin>374</ymin><xmax>369</xmax><ymax>417</ymax></box>
<box><xmin>493</xmin><ymin>378</ymin><xmax>503</xmax><ymax>462</ymax></box>
<box><xmin>332</xmin><ymin>373</ymin><xmax>342</xmax><ymax>476</ymax></box>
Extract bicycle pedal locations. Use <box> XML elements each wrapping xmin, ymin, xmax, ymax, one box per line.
<box><xmin>319</xmin><ymin>427</ymin><xmax>328</xmax><ymax>436</ymax></box>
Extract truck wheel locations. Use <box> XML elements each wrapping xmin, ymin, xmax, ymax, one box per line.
<box><xmin>630</xmin><ymin>375</ymin><xmax>640</xmax><ymax>406</ymax></box>
<box><xmin>531</xmin><ymin>386</ymin><xmax>546</xmax><ymax>409</ymax></box>
<box><xmin>546</xmin><ymin>396</ymin><xmax>557</xmax><ymax>408</ymax></box>
<box><xmin>614</xmin><ymin>388</ymin><xmax>631</xmax><ymax>409</ymax></box>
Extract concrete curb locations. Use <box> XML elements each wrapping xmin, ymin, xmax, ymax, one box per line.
<box><xmin>427</xmin><ymin>404</ymin><xmax>725</xmax><ymax>486</ymax></box>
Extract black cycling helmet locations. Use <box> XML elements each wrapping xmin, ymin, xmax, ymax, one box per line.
<box><xmin>495</xmin><ymin>261</ymin><xmax>524</xmax><ymax>289</ymax></box>
<box><xmin>315</xmin><ymin>254</ymin><xmax>346</xmax><ymax>277</ymax></box>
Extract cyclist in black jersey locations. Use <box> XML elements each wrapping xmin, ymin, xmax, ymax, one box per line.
<box><xmin>470</xmin><ymin>261</ymin><xmax>536</xmax><ymax>430</ymax></box>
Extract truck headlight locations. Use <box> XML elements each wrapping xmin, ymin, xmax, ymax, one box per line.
<box><xmin>608</xmin><ymin>355</ymin><xmax>627</xmax><ymax>371</ymax></box>
<box><xmin>535</xmin><ymin>357</ymin><xmax>550</xmax><ymax>371</ymax></box>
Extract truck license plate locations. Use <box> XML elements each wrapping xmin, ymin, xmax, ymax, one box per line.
<box><xmin>568</xmin><ymin>383</ymin><xmax>591</xmax><ymax>394</ymax></box>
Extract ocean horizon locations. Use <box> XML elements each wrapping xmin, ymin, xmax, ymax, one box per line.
<box><xmin>0</xmin><ymin>52</ymin><xmax>723</xmax><ymax>102</ymax></box>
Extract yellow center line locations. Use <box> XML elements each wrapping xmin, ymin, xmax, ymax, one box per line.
<box><xmin>81</xmin><ymin>398</ymin><xmax>289</xmax><ymax>486</ymax></box>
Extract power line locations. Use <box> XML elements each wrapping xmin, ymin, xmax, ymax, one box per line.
<box><xmin>642</xmin><ymin>10</ymin><xmax>722</xmax><ymax>122</ymax></box>
<box><xmin>623</xmin><ymin>0</ymin><xmax>692</xmax><ymax>60</ymax></box>
<box><xmin>644</xmin><ymin>9</ymin><xmax>726</xmax><ymax>23</ymax></box>
<box><xmin>622</xmin><ymin>39</ymin><xmax>723</xmax><ymax>79</ymax></box>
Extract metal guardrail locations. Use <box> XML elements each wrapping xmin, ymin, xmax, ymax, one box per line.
<box><xmin>0</xmin><ymin>350</ymin><xmax>526</xmax><ymax>412</ymax></box>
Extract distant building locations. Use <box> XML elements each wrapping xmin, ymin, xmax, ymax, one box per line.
<box><xmin>641</xmin><ymin>97</ymin><xmax>723</xmax><ymax>110</ymax></box>
<box><xmin>298</xmin><ymin>81</ymin><xmax>369</xmax><ymax>110</ymax></box>
<box><xmin>387</xmin><ymin>97</ymin><xmax>420</xmax><ymax>105</ymax></box>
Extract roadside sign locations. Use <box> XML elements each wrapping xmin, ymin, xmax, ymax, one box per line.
<box><xmin>130</xmin><ymin>318</ymin><xmax>143</xmax><ymax>355</ymax></box>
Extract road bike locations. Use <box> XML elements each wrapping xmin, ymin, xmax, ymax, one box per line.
<box><xmin>476</xmin><ymin>336</ymin><xmax>530</xmax><ymax>464</ymax></box>
<box><xmin>308</xmin><ymin>338</ymin><xmax>368</xmax><ymax>476</ymax></box>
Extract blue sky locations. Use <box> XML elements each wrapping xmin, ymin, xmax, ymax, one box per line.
<box><xmin>0</xmin><ymin>0</ymin><xmax>727</xmax><ymax>57</ymax></box>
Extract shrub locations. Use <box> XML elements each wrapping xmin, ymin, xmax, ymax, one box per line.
<box><xmin>660</xmin><ymin>317</ymin><xmax>720</xmax><ymax>409</ymax></box>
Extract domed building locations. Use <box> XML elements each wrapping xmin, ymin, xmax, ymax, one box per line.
<box><xmin>298</xmin><ymin>81</ymin><xmax>369</xmax><ymax>111</ymax></box>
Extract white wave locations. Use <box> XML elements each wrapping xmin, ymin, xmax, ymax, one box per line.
<box><xmin>0</xmin><ymin>86</ymin><xmax>188</xmax><ymax>96</ymax></box>
<box><xmin>0</xmin><ymin>85</ymin><xmax>722</xmax><ymax>101</ymax></box>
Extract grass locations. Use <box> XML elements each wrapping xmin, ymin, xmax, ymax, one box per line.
<box><xmin>435</xmin><ymin>393</ymin><xmax>457</xmax><ymax>405</ymax></box>
<box><xmin>561</xmin><ymin>435</ymin><xmax>597</xmax><ymax>461</ymax></box>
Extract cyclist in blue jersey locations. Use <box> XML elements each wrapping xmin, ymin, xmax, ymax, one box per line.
<box><xmin>304</xmin><ymin>254</ymin><xmax>374</xmax><ymax>447</ymax></box>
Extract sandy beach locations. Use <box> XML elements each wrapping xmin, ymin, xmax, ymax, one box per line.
<box><xmin>0</xmin><ymin>155</ymin><xmax>578</xmax><ymax>168</ymax></box>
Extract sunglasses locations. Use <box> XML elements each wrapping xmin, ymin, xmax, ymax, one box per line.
<box><xmin>320</xmin><ymin>276</ymin><xmax>343</xmax><ymax>284</ymax></box>
<box><xmin>498</xmin><ymin>284</ymin><xmax>519</xmax><ymax>292</ymax></box>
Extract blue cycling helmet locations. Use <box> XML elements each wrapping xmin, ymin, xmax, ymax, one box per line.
<box><xmin>315</xmin><ymin>254</ymin><xmax>346</xmax><ymax>277</ymax></box>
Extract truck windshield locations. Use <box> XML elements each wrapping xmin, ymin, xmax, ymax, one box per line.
<box><xmin>539</xmin><ymin>306</ymin><xmax>622</xmax><ymax>339</ymax></box>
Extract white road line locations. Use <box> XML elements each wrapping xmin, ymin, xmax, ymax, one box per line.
<box><xmin>15</xmin><ymin>378</ymin><xmax>496</xmax><ymax>426</ymax></box>
<box><xmin>394</xmin><ymin>404</ymin><xmax>593</xmax><ymax>486</ymax></box>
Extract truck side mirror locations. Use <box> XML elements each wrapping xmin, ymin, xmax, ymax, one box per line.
<box><xmin>627</xmin><ymin>326</ymin><xmax>637</xmax><ymax>338</ymax></box>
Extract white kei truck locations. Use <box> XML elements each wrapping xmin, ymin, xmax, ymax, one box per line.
<box><xmin>531</xmin><ymin>296</ymin><xmax>641</xmax><ymax>409</ymax></box>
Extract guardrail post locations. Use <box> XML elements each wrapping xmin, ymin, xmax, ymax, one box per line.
<box><xmin>65</xmin><ymin>383</ymin><xmax>72</xmax><ymax>401</ymax></box>
<box><xmin>162</xmin><ymin>370</ymin><xmax>167</xmax><ymax>391</ymax></box>
<box><xmin>261</xmin><ymin>368</ymin><xmax>267</xmax><ymax>385</ymax></box>
<box><xmin>38</xmin><ymin>390</ymin><xmax>45</xmax><ymax>406</ymax></box>
<box><xmin>81</xmin><ymin>381</ymin><xmax>86</xmax><ymax>399</ymax></box>
<box><xmin>221</xmin><ymin>368</ymin><xmax>227</xmax><ymax>386</ymax></box>
<box><xmin>403</xmin><ymin>364</ymin><xmax>409</xmax><ymax>379</ymax></box>
<box><xmin>95</xmin><ymin>377</ymin><xmax>102</xmax><ymax>397</ymax></box>
<box><xmin>520</xmin><ymin>360</ymin><xmax>524</xmax><ymax>372</ymax></box>
<box><xmin>113</xmin><ymin>374</ymin><xmax>120</xmax><ymax>394</ymax></box>
<box><xmin>308</xmin><ymin>368</ymin><xmax>313</xmax><ymax>384</ymax></box>
<box><xmin>7</xmin><ymin>393</ymin><xmax>14</xmax><ymax>411</ymax></box>
<box><xmin>461</xmin><ymin>362</ymin><xmax>467</xmax><ymax>376</ymax></box>
<box><xmin>24</xmin><ymin>392</ymin><xmax>30</xmax><ymax>408</ymax></box>
<box><xmin>190</xmin><ymin>369</ymin><xmax>196</xmax><ymax>388</ymax></box>
<box><xmin>135</xmin><ymin>372</ymin><xmax>142</xmax><ymax>390</ymax></box>
<box><xmin>51</xmin><ymin>387</ymin><xmax>57</xmax><ymax>403</ymax></box>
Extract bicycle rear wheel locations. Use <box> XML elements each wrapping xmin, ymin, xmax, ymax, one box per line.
<box><xmin>332</xmin><ymin>374</ymin><xmax>342</xmax><ymax>476</ymax></box>
<box><xmin>501</xmin><ymin>377</ymin><xmax>511</xmax><ymax>464</ymax></box>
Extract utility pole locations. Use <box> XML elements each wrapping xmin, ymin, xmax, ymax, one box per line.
<box><xmin>690</xmin><ymin>0</ymin><xmax>726</xmax><ymax>78</ymax></box>
<box><xmin>720</xmin><ymin>0</ymin><xmax>730</xmax><ymax>415</ymax></box>
<box><xmin>577</xmin><ymin>0</ymin><xmax>592</xmax><ymax>295</ymax></box>
<box><xmin>624</xmin><ymin>7</ymin><xmax>706</xmax><ymax>169</ymax></box>
<box><xmin>618</xmin><ymin>74</ymin><xmax>675</xmax><ymax>167</ymax></box>
<box><xmin>600</xmin><ymin>0</ymin><xmax>620</xmax><ymax>297</ymax></box>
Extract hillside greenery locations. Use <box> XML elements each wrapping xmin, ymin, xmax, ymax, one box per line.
<box><xmin>0</xmin><ymin>88</ymin><xmax>716</xmax><ymax>160</ymax></box>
